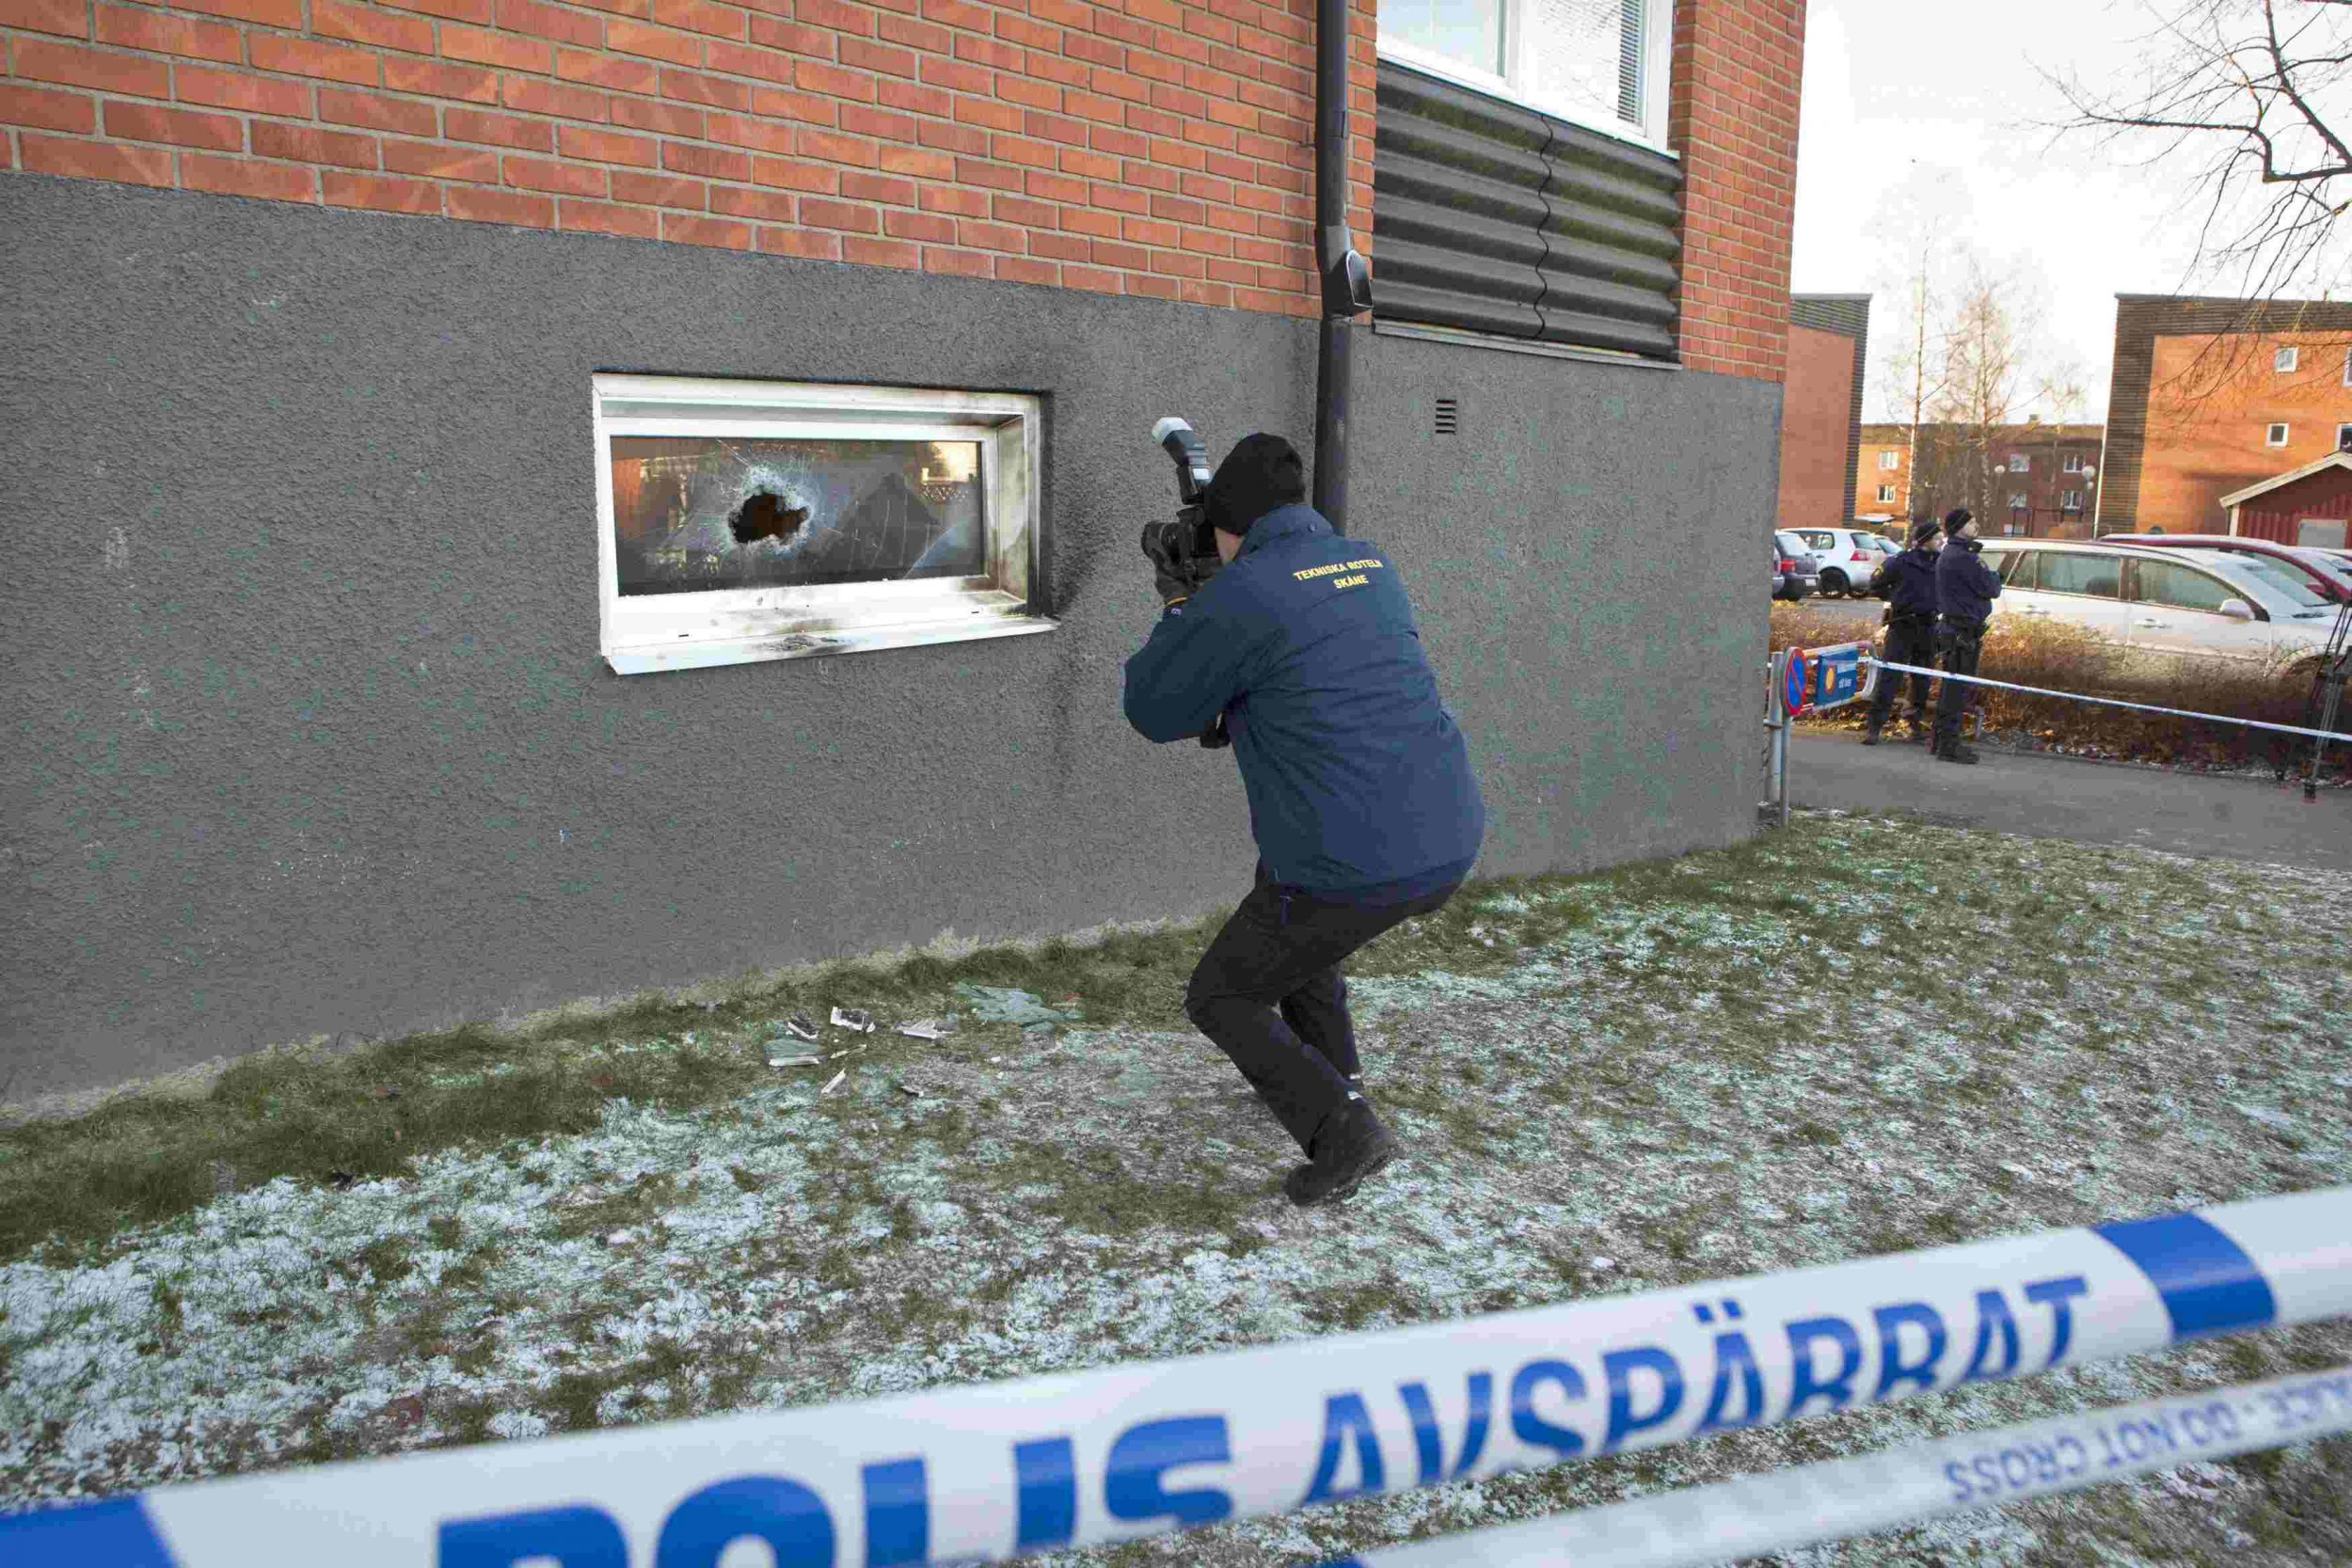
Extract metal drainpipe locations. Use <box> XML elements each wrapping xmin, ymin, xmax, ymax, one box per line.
<box><xmin>1312</xmin><ymin>0</ymin><xmax>1368</xmax><ymax>532</ymax></box>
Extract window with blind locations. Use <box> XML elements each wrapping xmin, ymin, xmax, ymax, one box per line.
<box><xmin>1378</xmin><ymin>0</ymin><xmax>1669</xmax><ymax>146</ymax></box>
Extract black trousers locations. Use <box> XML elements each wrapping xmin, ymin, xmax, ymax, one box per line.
<box><xmin>1184</xmin><ymin>866</ymin><xmax>1462</xmax><ymax>1154</ymax></box>
<box><xmin>1867</xmin><ymin>617</ymin><xmax>1937</xmax><ymax>729</ymax></box>
<box><xmin>1933</xmin><ymin>621</ymin><xmax>1985</xmax><ymax>746</ymax></box>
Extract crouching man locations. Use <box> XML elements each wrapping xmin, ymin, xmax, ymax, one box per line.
<box><xmin>1122</xmin><ymin>435</ymin><xmax>1486</xmax><ymax>1208</ymax></box>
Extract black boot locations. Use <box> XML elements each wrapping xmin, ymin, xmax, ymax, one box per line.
<box><xmin>1937</xmin><ymin>736</ymin><xmax>1980</xmax><ymax>765</ymax></box>
<box><xmin>1861</xmin><ymin>720</ymin><xmax>1883</xmax><ymax>747</ymax></box>
<box><xmin>1284</xmin><ymin>1100</ymin><xmax>1399</xmax><ymax>1208</ymax></box>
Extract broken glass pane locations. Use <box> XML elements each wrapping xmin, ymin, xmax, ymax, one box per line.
<box><xmin>610</xmin><ymin>436</ymin><xmax>986</xmax><ymax>596</ymax></box>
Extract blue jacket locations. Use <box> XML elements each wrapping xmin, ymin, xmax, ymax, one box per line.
<box><xmin>1872</xmin><ymin>546</ymin><xmax>1942</xmax><ymax>620</ymax></box>
<box><xmin>1936</xmin><ymin>539</ymin><xmax>2002</xmax><ymax>628</ymax></box>
<box><xmin>1121</xmin><ymin>504</ymin><xmax>1486</xmax><ymax>899</ymax></box>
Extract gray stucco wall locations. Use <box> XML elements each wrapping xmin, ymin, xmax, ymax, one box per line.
<box><xmin>1</xmin><ymin>175</ymin><xmax>1772</xmax><ymax>1100</ymax></box>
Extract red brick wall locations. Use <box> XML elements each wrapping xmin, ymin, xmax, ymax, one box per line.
<box><xmin>2137</xmin><ymin>332</ymin><xmax>2352</xmax><ymax>532</ymax></box>
<box><xmin>0</xmin><ymin>0</ymin><xmax>1376</xmax><ymax>312</ymax></box>
<box><xmin>1667</xmin><ymin>0</ymin><xmax>1801</xmax><ymax>381</ymax></box>
<box><xmin>1774</xmin><ymin>320</ymin><xmax>1849</xmax><ymax>527</ymax></box>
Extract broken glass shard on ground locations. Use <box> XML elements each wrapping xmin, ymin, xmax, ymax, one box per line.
<box><xmin>952</xmin><ymin>983</ymin><xmax>1082</xmax><ymax>1036</ymax></box>
<box><xmin>830</xmin><ymin>1007</ymin><xmax>876</xmax><ymax>1034</ymax></box>
<box><xmin>609</xmin><ymin>436</ymin><xmax>985</xmax><ymax>596</ymax></box>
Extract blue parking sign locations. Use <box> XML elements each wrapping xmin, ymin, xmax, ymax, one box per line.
<box><xmin>1817</xmin><ymin>646</ymin><xmax>1860</xmax><ymax>707</ymax></box>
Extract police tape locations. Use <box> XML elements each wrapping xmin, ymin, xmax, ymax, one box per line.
<box><xmin>5</xmin><ymin>1187</ymin><xmax>2347</xmax><ymax>1566</ymax></box>
<box><xmin>1867</xmin><ymin>657</ymin><xmax>2352</xmax><ymax>744</ymax></box>
<box><xmin>1311</xmin><ymin>1362</ymin><xmax>2352</xmax><ymax>1568</ymax></box>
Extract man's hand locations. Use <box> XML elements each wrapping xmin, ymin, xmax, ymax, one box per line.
<box><xmin>1140</xmin><ymin>520</ymin><xmax>1197</xmax><ymax>604</ymax></box>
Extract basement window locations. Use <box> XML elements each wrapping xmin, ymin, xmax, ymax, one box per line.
<box><xmin>593</xmin><ymin>376</ymin><xmax>1050</xmax><ymax>675</ymax></box>
<box><xmin>1379</xmin><ymin>0</ymin><xmax>1672</xmax><ymax>148</ymax></box>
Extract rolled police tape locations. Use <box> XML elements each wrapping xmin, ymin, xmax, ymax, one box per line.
<box><xmin>1867</xmin><ymin>657</ymin><xmax>2352</xmax><ymax>744</ymax></box>
<box><xmin>1311</xmin><ymin>1362</ymin><xmax>2352</xmax><ymax>1568</ymax></box>
<box><xmin>5</xmin><ymin>1188</ymin><xmax>2347</xmax><ymax>1566</ymax></box>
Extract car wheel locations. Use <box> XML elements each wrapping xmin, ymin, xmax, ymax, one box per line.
<box><xmin>1820</xmin><ymin>569</ymin><xmax>1849</xmax><ymax>597</ymax></box>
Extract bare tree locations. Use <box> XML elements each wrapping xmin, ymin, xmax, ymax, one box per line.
<box><xmin>2050</xmin><ymin>0</ymin><xmax>2352</xmax><ymax>305</ymax></box>
<box><xmin>1921</xmin><ymin>261</ymin><xmax>2046</xmax><ymax>525</ymax></box>
<box><xmin>1885</xmin><ymin>236</ymin><xmax>1950</xmax><ymax>497</ymax></box>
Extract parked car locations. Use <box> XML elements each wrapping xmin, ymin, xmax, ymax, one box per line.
<box><xmin>1772</xmin><ymin>531</ymin><xmax>1820</xmax><ymax>601</ymax></box>
<box><xmin>1971</xmin><ymin>539</ymin><xmax>2338</xmax><ymax>669</ymax></box>
<box><xmin>1786</xmin><ymin>527</ymin><xmax>1894</xmax><ymax>597</ymax></box>
<box><xmin>2099</xmin><ymin>532</ymin><xmax>2352</xmax><ymax>603</ymax></box>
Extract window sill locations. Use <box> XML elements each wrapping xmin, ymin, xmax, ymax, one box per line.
<box><xmin>1374</xmin><ymin>39</ymin><xmax>1677</xmax><ymax>158</ymax></box>
<box><xmin>605</xmin><ymin>601</ymin><xmax>1057</xmax><ymax>675</ymax></box>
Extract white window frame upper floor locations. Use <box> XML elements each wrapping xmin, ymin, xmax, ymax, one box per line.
<box><xmin>592</xmin><ymin>375</ymin><xmax>1052</xmax><ymax>676</ymax></box>
<box><xmin>2266</xmin><ymin>421</ymin><xmax>2291</xmax><ymax>448</ymax></box>
<box><xmin>2061</xmin><ymin>453</ymin><xmax>2086</xmax><ymax>473</ymax></box>
<box><xmin>1377</xmin><ymin>0</ymin><xmax>1676</xmax><ymax>152</ymax></box>
<box><xmin>2275</xmin><ymin>345</ymin><xmax>2299</xmax><ymax>373</ymax></box>
<box><xmin>1878</xmin><ymin>450</ymin><xmax>1900</xmax><ymax>470</ymax></box>
<box><xmin>2006</xmin><ymin>452</ymin><xmax>2030</xmax><ymax>472</ymax></box>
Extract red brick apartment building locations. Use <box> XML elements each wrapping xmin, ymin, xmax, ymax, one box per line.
<box><xmin>1774</xmin><ymin>292</ymin><xmax>1866</xmax><ymax>529</ymax></box>
<box><xmin>2098</xmin><ymin>293</ymin><xmax>2352</xmax><ymax>535</ymax></box>
<box><xmin>1858</xmin><ymin>421</ymin><xmax>2105</xmax><ymax>536</ymax></box>
<box><xmin>1</xmin><ymin>0</ymin><xmax>1806</xmax><ymax>1095</ymax></box>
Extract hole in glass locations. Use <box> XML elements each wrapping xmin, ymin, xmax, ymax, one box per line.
<box><xmin>729</xmin><ymin>489</ymin><xmax>810</xmax><ymax>546</ymax></box>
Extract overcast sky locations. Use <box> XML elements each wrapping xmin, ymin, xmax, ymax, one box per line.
<box><xmin>1788</xmin><ymin>0</ymin><xmax>2221</xmax><ymax>422</ymax></box>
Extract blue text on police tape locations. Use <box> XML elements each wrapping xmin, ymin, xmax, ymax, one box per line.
<box><xmin>436</xmin><ymin>1274</ymin><xmax>2094</xmax><ymax>1564</ymax></box>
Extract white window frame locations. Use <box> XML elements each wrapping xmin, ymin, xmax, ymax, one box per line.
<box><xmin>2274</xmin><ymin>345</ymin><xmax>2299</xmax><ymax>373</ymax></box>
<box><xmin>2266</xmin><ymin>421</ymin><xmax>2291</xmax><ymax>448</ymax></box>
<box><xmin>2008</xmin><ymin>492</ymin><xmax>2029</xmax><ymax>511</ymax></box>
<box><xmin>2337</xmin><ymin>422</ymin><xmax>2352</xmax><ymax>452</ymax></box>
<box><xmin>2060</xmin><ymin>488</ymin><xmax>2085</xmax><ymax>510</ymax></box>
<box><xmin>2061</xmin><ymin>453</ymin><xmax>2085</xmax><ymax>473</ymax></box>
<box><xmin>1378</xmin><ymin>0</ymin><xmax>1675</xmax><ymax>152</ymax></box>
<box><xmin>2342</xmin><ymin>347</ymin><xmax>2351</xmax><ymax>387</ymax></box>
<box><xmin>592</xmin><ymin>375</ymin><xmax>1051</xmax><ymax>676</ymax></box>
<box><xmin>1877</xmin><ymin>450</ymin><xmax>1899</xmax><ymax>470</ymax></box>
<box><xmin>1876</xmin><ymin>483</ymin><xmax>1897</xmax><ymax>503</ymax></box>
<box><xmin>2006</xmin><ymin>452</ymin><xmax>2029</xmax><ymax>472</ymax></box>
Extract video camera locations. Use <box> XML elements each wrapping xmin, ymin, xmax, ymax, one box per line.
<box><xmin>1142</xmin><ymin>417</ymin><xmax>1224</xmax><ymax>600</ymax></box>
<box><xmin>1143</xmin><ymin>417</ymin><xmax>1232</xmax><ymax>749</ymax></box>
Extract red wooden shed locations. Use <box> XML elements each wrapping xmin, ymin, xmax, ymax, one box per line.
<box><xmin>2221</xmin><ymin>451</ymin><xmax>2352</xmax><ymax>549</ymax></box>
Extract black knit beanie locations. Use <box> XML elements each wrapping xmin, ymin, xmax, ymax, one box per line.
<box><xmin>1204</xmin><ymin>434</ymin><xmax>1307</xmax><ymax>536</ymax></box>
<box><xmin>1910</xmin><ymin>517</ymin><xmax>1944</xmax><ymax>546</ymax></box>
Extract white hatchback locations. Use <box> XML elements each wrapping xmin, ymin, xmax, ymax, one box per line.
<box><xmin>1786</xmin><ymin>527</ymin><xmax>1895</xmax><ymax>597</ymax></box>
<box><xmin>1972</xmin><ymin>540</ymin><xmax>2339</xmax><ymax>670</ymax></box>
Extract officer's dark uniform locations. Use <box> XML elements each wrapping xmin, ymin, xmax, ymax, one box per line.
<box><xmin>1123</xmin><ymin>475</ymin><xmax>1484</xmax><ymax>1202</ymax></box>
<box><xmin>1933</xmin><ymin>531</ymin><xmax>2002</xmax><ymax>759</ymax></box>
<box><xmin>1865</xmin><ymin>538</ymin><xmax>1941</xmax><ymax>740</ymax></box>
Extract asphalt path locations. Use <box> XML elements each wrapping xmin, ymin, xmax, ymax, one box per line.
<box><xmin>1788</xmin><ymin>728</ymin><xmax>2352</xmax><ymax>872</ymax></box>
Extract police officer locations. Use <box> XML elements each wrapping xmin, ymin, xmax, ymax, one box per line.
<box><xmin>1862</xmin><ymin>517</ymin><xmax>1943</xmax><ymax>745</ymax></box>
<box><xmin>1932</xmin><ymin>506</ymin><xmax>2001</xmax><ymax>765</ymax></box>
<box><xmin>1123</xmin><ymin>435</ymin><xmax>1486</xmax><ymax>1207</ymax></box>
